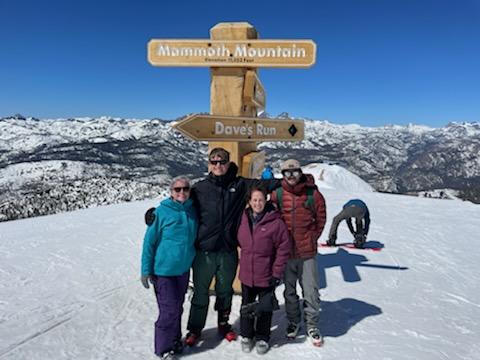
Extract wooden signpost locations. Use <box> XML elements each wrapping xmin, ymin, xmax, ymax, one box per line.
<box><xmin>148</xmin><ymin>22</ymin><xmax>316</xmax><ymax>292</ymax></box>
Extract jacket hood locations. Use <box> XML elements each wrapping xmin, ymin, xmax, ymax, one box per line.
<box><xmin>160</xmin><ymin>197</ymin><xmax>194</xmax><ymax>211</ymax></box>
<box><xmin>207</xmin><ymin>162</ymin><xmax>239</xmax><ymax>187</ymax></box>
<box><xmin>281</xmin><ymin>173</ymin><xmax>317</xmax><ymax>195</ymax></box>
<box><xmin>245</xmin><ymin>201</ymin><xmax>282</xmax><ymax>224</ymax></box>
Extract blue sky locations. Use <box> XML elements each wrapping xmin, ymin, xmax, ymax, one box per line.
<box><xmin>1</xmin><ymin>0</ymin><xmax>479</xmax><ymax>127</ymax></box>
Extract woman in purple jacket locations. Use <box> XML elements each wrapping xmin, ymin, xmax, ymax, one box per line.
<box><xmin>237</xmin><ymin>186</ymin><xmax>291</xmax><ymax>355</ymax></box>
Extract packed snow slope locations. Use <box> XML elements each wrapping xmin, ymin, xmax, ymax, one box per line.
<box><xmin>1</xmin><ymin>165</ymin><xmax>479</xmax><ymax>360</ymax></box>
<box><xmin>301</xmin><ymin>163</ymin><xmax>375</xmax><ymax>193</ymax></box>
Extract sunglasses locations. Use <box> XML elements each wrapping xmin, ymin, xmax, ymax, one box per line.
<box><xmin>209</xmin><ymin>159</ymin><xmax>228</xmax><ymax>166</ymax></box>
<box><xmin>173</xmin><ymin>186</ymin><xmax>190</xmax><ymax>193</ymax></box>
<box><xmin>282</xmin><ymin>170</ymin><xmax>301</xmax><ymax>178</ymax></box>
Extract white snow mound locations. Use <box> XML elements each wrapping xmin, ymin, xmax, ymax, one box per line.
<box><xmin>302</xmin><ymin>163</ymin><xmax>375</xmax><ymax>193</ymax></box>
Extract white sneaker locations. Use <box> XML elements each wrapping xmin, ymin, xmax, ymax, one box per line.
<box><xmin>307</xmin><ymin>327</ymin><xmax>324</xmax><ymax>347</ymax></box>
<box><xmin>160</xmin><ymin>350</ymin><xmax>177</xmax><ymax>360</ymax></box>
<box><xmin>241</xmin><ymin>337</ymin><xmax>254</xmax><ymax>353</ymax></box>
<box><xmin>255</xmin><ymin>340</ymin><xmax>270</xmax><ymax>355</ymax></box>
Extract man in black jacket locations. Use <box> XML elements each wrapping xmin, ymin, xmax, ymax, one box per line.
<box><xmin>185</xmin><ymin>148</ymin><xmax>280</xmax><ymax>345</ymax></box>
<box><xmin>146</xmin><ymin>148</ymin><xmax>280</xmax><ymax>346</ymax></box>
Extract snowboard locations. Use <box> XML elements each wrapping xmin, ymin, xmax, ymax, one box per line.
<box><xmin>319</xmin><ymin>242</ymin><xmax>383</xmax><ymax>252</ymax></box>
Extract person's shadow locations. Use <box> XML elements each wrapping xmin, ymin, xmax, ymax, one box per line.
<box><xmin>181</xmin><ymin>297</ymin><xmax>382</xmax><ymax>353</ymax></box>
<box><xmin>319</xmin><ymin>298</ymin><xmax>382</xmax><ymax>337</ymax></box>
<box><xmin>183</xmin><ymin>242</ymin><xmax>405</xmax><ymax>354</ymax></box>
<box><xmin>268</xmin><ymin>297</ymin><xmax>382</xmax><ymax>348</ymax></box>
<box><xmin>318</xmin><ymin>246</ymin><xmax>408</xmax><ymax>289</ymax></box>
<box><xmin>181</xmin><ymin>326</ymin><xmax>225</xmax><ymax>355</ymax></box>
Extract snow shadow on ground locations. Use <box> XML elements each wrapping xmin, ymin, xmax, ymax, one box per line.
<box><xmin>233</xmin><ymin>299</ymin><xmax>379</xmax><ymax>348</ymax></box>
<box><xmin>181</xmin><ymin>305</ymin><xmax>296</xmax><ymax>355</ymax></box>
<box><xmin>269</xmin><ymin>298</ymin><xmax>381</xmax><ymax>345</ymax></box>
<box><xmin>181</xmin><ymin>326</ymin><xmax>226</xmax><ymax>355</ymax></box>
<box><xmin>181</xmin><ymin>303</ymin><xmax>313</xmax><ymax>355</ymax></box>
<box><xmin>183</xmin><ymin>298</ymin><xmax>382</xmax><ymax>355</ymax></box>
<box><xmin>329</xmin><ymin>240</ymin><xmax>385</xmax><ymax>250</ymax></box>
<box><xmin>317</xmin><ymin>246</ymin><xmax>408</xmax><ymax>289</ymax></box>
<box><xmin>364</xmin><ymin>240</ymin><xmax>385</xmax><ymax>249</ymax></box>
<box><xmin>319</xmin><ymin>298</ymin><xmax>382</xmax><ymax>337</ymax></box>
<box><xmin>180</xmin><ymin>297</ymin><xmax>383</xmax><ymax>354</ymax></box>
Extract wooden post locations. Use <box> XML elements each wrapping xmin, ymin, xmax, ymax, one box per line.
<box><xmin>148</xmin><ymin>22</ymin><xmax>313</xmax><ymax>296</ymax></box>
<box><xmin>208</xmin><ymin>22</ymin><xmax>259</xmax><ymax>174</ymax></box>
<box><xmin>208</xmin><ymin>22</ymin><xmax>261</xmax><ymax>294</ymax></box>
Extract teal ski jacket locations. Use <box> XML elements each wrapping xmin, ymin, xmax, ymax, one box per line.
<box><xmin>141</xmin><ymin>197</ymin><xmax>198</xmax><ymax>276</ymax></box>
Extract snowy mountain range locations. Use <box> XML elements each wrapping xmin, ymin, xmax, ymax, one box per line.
<box><xmin>1</xmin><ymin>114</ymin><xmax>479</xmax><ymax>221</ymax></box>
<box><xmin>1</xmin><ymin>164</ymin><xmax>479</xmax><ymax>359</ymax></box>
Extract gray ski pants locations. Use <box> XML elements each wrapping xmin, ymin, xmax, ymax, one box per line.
<box><xmin>328</xmin><ymin>205</ymin><xmax>366</xmax><ymax>240</ymax></box>
<box><xmin>283</xmin><ymin>257</ymin><xmax>320</xmax><ymax>330</ymax></box>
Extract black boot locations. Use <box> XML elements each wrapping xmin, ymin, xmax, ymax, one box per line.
<box><xmin>217</xmin><ymin>310</ymin><xmax>237</xmax><ymax>341</ymax></box>
<box><xmin>354</xmin><ymin>234</ymin><xmax>366</xmax><ymax>248</ymax></box>
<box><xmin>172</xmin><ymin>338</ymin><xmax>183</xmax><ymax>354</ymax></box>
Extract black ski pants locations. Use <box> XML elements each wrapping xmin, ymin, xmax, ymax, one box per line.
<box><xmin>240</xmin><ymin>283</ymin><xmax>273</xmax><ymax>342</ymax></box>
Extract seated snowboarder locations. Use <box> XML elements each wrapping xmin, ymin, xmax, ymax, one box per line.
<box><xmin>327</xmin><ymin>199</ymin><xmax>370</xmax><ymax>248</ymax></box>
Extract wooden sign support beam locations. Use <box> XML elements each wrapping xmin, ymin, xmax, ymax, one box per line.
<box><xmin>208</xmin><ymin>22</ymin><xmax>261</xmax><ymax>176</ymax></box>
<box><xmin>208</xmin><ymin>22</ymin><xmax>261</xmax><ymax>293</ymax></box>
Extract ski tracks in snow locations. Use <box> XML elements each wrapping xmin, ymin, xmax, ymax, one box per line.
<box><xmin>0</xmin><ymin>281</ymin><xmax>151</xmax><ymax>360</ymax></box>
<box><xmin>0</xmin><ymin>302</ymin><xmax>86</xmax><ymax>358</ymax></box>
<box><xmin>90</xmin><ymin>281</ymin><xmax>149</xmax><ymax>360</ymax></box>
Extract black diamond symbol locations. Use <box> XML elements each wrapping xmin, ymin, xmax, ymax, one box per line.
<box><xmin>288</xmin><ymin>124</ymin><xmax>298</xmax><ymax>137</ymax></box>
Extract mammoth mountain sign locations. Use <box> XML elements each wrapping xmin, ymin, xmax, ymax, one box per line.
<box><xmin>148</xmin><ymin>39</ymin><xmax>316</xmax><ymax>68</ymax></box>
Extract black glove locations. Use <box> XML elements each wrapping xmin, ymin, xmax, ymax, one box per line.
<box><xmin>256</xmin><ymin>290</ymin><xmax>279</xmax><ymax>315</ymax></box>
<box><xmin>145</xmin><ymin>207</ymin><xmax>156</xmax><ymax>225</ymax></box>
<box><xmin>240</xmin><ymin>301</ymin><xmax>259</xmax><ymax>319</ymax></box>
<box><xmin>268</xmin><ymin>277</ymin><xmax>281</xmax><ymax>288</ymax></box>
<box><xmin>240</xmin><ymin>290</ymin><xmax>280</xmax><ymax>319</ymax></box>
<box><xmin>141</xmin><ymin>275</ymin><xmax>153</xmax><ymax>289</ymax></box>
<box><xmin>354</xmin><ymin>233</ymin><xmax>367</xmax><ymax>248</ymax></box>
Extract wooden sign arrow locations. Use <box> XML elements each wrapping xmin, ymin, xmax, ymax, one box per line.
<box><xmin>173</xmin><ymin>114</ymin><xmax>304</xmax><ymax>142</ymax></box>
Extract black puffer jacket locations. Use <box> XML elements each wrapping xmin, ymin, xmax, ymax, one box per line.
<box><xmin>191</xmin><ymin>163</ymin><xmax>280</xmax><ymax>252</ymax></box>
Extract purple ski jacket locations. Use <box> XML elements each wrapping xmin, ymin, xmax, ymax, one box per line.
<box><xmin>238</xmin><ymin>206</ymin><xmax>291</xmax><ymax>288</ymax></box>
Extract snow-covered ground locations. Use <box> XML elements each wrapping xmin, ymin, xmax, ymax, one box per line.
<box><xmin>1</xmin><ymin>165</ymin><xmax>479</xmax><ymax>359</ymax></box>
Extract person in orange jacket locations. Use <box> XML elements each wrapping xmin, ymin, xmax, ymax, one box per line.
<box><xmin>270</xmin><ymin>159</ymin><xmax>327</xmax><ymax>347</ymax></box>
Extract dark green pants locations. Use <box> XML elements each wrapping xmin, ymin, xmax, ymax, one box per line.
<box><xmin>187</xmin><ymin>250</ymin><xmax>238</xmax><ymax>333</ymax></box>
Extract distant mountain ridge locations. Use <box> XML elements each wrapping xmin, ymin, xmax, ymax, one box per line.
<box><xmin>261</xmin><ymin>119</ymin><xmax>480</xmax><ymax>193</ymax></box>
<box><xmin>1</xmin><ymin>114</ymin><xmax>479</xmax><ymax>221</ymax></box>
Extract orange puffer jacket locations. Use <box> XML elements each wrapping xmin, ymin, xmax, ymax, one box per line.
<box><xmin>271</xmin><ymin>174</ymin><xmax>326</xmax><ymax>259</ymax></box>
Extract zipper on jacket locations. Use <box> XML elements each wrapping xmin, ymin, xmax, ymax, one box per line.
<box><xmin>251</xmin><ymin>223</ymin><xmax>255</xmax><ymax>287</ymax></box>
<box><xmin>292</xmin><ymin>195</ymin><xmax>297</xmax><ymax>258</ymax></box>
<box><xmin>219</xmin><ymin>187</ymin><xmax>225</xmax><ymax>250</ymax></box>
<box><xmin>184</xmin><ymin>211</ymin><xmax>189</xmax><ymax>261</ymax></box>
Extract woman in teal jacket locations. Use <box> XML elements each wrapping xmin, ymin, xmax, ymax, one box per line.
<box><xmin>141</xmin><ymin>176</ymin><xmax>198</xmax><ymax>359</ymax></box>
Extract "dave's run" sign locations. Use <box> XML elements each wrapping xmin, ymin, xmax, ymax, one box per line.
<box><xmin>173</xmin><ymin>114</ymin><xmax>304</xmax><ymax>141</ymax></box>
